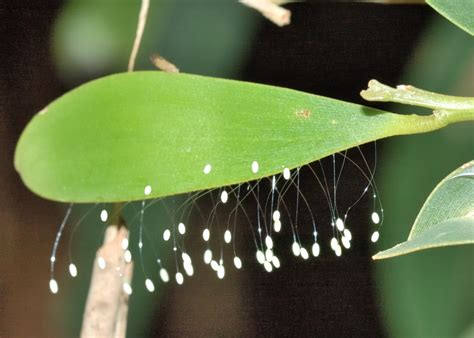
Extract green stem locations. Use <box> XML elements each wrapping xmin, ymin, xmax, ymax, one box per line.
<box><xmin>361</xmin><ymin>79</ymin><xmax>474</xmax><ymax>135</ymax></box>
<box><xmin>399</xmin><ymin>109</ymin><xmax>474</xmax><ymax>136</ymax></box>
<box><xmin>361</xmin><ymin>79</ymin><xmax>474</xmax><ymax>111</ymax></box>
<box><xmin>111</xmin><ymin>202</ymin><xmax>125</xmax><ymax>227</ymax></box>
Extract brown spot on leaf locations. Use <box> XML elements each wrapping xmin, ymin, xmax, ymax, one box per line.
<box><xmin>296</xmin><ymin>109</ymin><xmax>311</xmax><ymax>118</ymax></box>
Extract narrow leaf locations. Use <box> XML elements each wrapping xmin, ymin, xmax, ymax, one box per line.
<box><xmin>374</xmin><ymin>161</ymin><xmax>474</xmax><ymax>259</ymax></box>
<box><xmin>372</xmin><ymin>217</ymin><xmax>473</xmax><ymax>259</ymax></box>
<box><xmin>427</xmin><ymin>0</ymin><xmax>474</xmax><ymax>36</ymax></box>
<box><xmin>14</xmin><ymin>72</ymin><xmax>469</xmax><ymax>203</ymax></box>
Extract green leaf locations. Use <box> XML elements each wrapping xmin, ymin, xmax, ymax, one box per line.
<box><xmin>14</xmin><ymin>72</ymin><xmax>470</xmax><ymax>203</ymax></box>
<box><xmin>375</xmin><ymin>17</ymin><xmax>474</xmax><ymax>338</ymax></box>
<box><xmin>427</xmin><ymin>0</ymin><xmax>474</xmax><ymax>36</ymax></box>
<box><xmin>374</xmin><ymin>161</ymin><xmax>474</xmax><ymax>259</ymax></box>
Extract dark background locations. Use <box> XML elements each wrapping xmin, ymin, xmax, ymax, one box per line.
<box><xmin>2</xmin><ymin>1</ymin><xmax>471</xmax><ymax>338</ymax></box>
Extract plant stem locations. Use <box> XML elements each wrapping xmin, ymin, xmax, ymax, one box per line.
<box><xmin>239</xmin><ymin>0</ymin><xmax>291</xmax><ymax>27</ymax></box>
<box><xmin>111</xmin><ymin>202</ymin><xmax>125</xmax><ymax>227</ymax></box>
<box><xmin>361</xmin><ymin>79</ymin><xmax>474</xmax><ymax>135</ymax></box>
<box><xmin>361</xmin><ymin>79</ymin><xmax>474</xmax><ymax>111</ymax></box>
<box><xmin>127</xmin><ymin>0</ymin><xmax>150</xmax><ymax>72</ymax></box>
<box><xmin>80</xmin><ymin>226</ymin><xmax>133</xmax><ymax>338</ymax></box>
<box><xmin>398</xmin><ymin>109</ymin><xmax>474</xmax><ymax>135</ymax></box>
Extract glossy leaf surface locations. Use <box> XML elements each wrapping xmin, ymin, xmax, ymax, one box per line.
<box><xmin>15</xmin><ymin>71</ymin><xmax>451</xmax><ymax>202</ymax></box>
<box><xmin>427</xmin><ymin>0</ymin><xmax>474</xmax><ymax>35</ymax></box>
<box><xmin>374</xmin><ymin>161</ymin><xmax>474</xmax><ymax>259</ymax></box>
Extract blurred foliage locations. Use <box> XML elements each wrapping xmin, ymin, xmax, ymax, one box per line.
<box><xmin>53</xmin><ymin>0</ymin><xmax>141</xmax><ymax>83</ymax></box>
<box><xmin>53</xmin><ymin>0</ymin><xmax>259</xmax><ymax>85</ymax></box>
<box><xmin>376</xmin><ymin>16</ymin><xmax>474</xmax><ymax>338</ymax></box>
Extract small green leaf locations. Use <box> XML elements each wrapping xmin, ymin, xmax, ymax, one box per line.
<box><xmin>14</xmin><ymin>72</ymin><xmax>471</xmax><ymax>203</ymax></box>
<box><xmin>427</xmin><ymin>0</ymin><xmax>474</xmax><ymax>36</ymax></box>
<box><xmin>374</xmin><ymin>161</ymin><xmax>474</xmax><ymax>259</ymax></box>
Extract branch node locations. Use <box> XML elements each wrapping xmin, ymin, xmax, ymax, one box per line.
<box><xmin>360</xmin><ymin>79</ymin><xmax>395</xmax><ymax>102</ymax></box>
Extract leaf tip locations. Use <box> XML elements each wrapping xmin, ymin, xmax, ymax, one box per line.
<box><xmin>371</xmin><ymin>252</ymin><xmax>387</xmax><ymax>260</ymax></box>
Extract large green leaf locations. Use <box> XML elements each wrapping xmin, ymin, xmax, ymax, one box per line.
<box><xmin>14</xmin><ymin>71</ymin><xmax>467</xmax><ymax>203</ymax></box>
<box><xmin>427</xmin><ymin>0</ymin><xmax>474</xmax><ymax>36</ymax></box>
<box><xmin>374</xmin><ymin>161</ymin><xmax>474</xmax><ymax>259</ymax></box>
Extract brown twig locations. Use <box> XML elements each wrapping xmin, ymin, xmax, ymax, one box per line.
<box><xmin>128</xmin><ymin>0</ymin><xmax>150</xmax><ymax>72</ymax></box>
<box><xmin>80</xmin><ymin>226</ymin><xmax>133</xmax><ymax>338</ymax></box>
<box><xmin>239</xmin><ymin>0</ymin><xmax>291</xmax><ymax>27</ymax></box>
